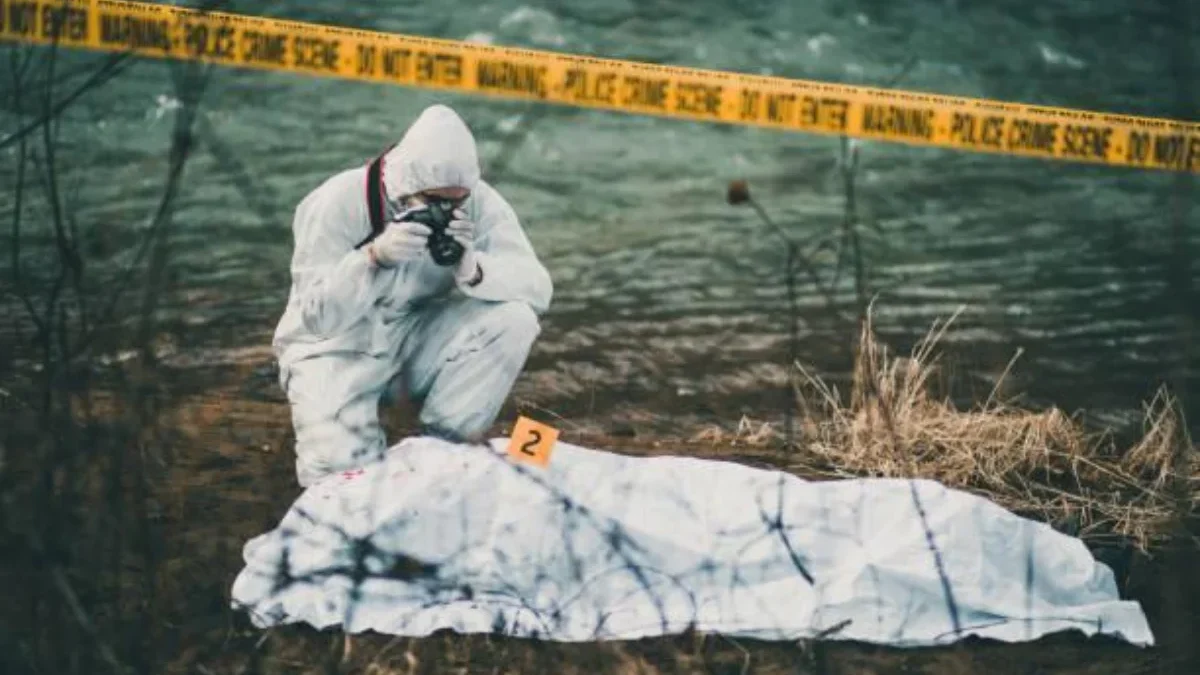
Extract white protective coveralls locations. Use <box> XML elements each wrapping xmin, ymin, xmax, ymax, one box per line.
<box><xmin>272</xmin><ymin>105</ymin><xmax>553</xmax><ymax>487</ymax></box>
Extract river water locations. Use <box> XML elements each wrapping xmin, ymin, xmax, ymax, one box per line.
<box><xmin>1</xmin><ymin>0</ymin><xmax>1197</xmax><ymax>436</ymax></box>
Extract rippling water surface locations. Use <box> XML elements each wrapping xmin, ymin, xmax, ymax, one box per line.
<box><xmin>1</xmin><ymin>0</ymin><xmax>1196</xmax><ymax>434</ymax></box>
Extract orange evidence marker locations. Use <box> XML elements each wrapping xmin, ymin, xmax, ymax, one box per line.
<box><xmin>505</xmin><ymin>415</ymin><xmax>559</xmax><ymax>467</ymax></box>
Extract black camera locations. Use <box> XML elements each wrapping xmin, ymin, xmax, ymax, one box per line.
<box><xmin>398</xmin><ymin>199</ymin><xmax>463</xmax><ymax>267</ymax></box>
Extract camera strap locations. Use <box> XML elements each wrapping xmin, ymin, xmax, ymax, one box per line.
<box><xmin>354</xmin><ymin>143</ymin><xmax>396</xmax><ymax>250</ymax></box>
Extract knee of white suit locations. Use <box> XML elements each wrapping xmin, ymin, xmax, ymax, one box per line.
<box><xmin>480</xmin><ymin>301</ymin><xmax>541</xmax><ymax>351</ymax></box>
<box><xmin>433</xmin><ymin>300</ymin><xmax>540</xmax><ymax>365</ymax></box>
<box><xmin>416</xmin><ymin>301</ymin><xmax>541</xmax><ymax>440</ymax></box>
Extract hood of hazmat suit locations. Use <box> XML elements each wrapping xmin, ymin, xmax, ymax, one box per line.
<box><xmin>381</xmin><ymin>104</ymin><xmax>482</xmax><ymax>201</ymax></box>
<box><xmin>270</xmin><ymin>104</ymin><xmax>553</xmax><ymax>372</ymax></box>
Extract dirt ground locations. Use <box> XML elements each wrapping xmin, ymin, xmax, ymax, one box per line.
<box><xmin>107</xmin><ymin>355</ymin><xmax>1190</xmax><ymax>675</ymax></box>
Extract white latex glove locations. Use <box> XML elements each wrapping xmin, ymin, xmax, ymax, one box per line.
<box><xmin>447</xmin><ymin>208</ymin><xmax>482</xmax><ymax>285</ymax></box>
<box><xmin>368</xmin><ymin>220</ymin><xmax>431</xmax><ymax>268</ymax></box>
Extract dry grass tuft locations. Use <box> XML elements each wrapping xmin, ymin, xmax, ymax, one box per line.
<box><xmin>692</xmin><ymin>415</ymin><xmax>780</xmax><ymax>448</ymax></box>
<box><xmin>792</xmin><ymin>309</ymin><xmax>1198</xmax><ymax>552</ymax></box>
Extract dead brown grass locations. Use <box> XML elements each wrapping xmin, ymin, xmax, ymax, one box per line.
<box><xmin>779</xmin><ymin>308</ymin><xmax>1199</xmax><ymax>552</ymax></box>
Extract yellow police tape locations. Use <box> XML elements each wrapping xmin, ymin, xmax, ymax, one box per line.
<box><xmin>4</xmin><ymin>0</ymin><xmax>1199</xmax><ymax>173</ymax></box>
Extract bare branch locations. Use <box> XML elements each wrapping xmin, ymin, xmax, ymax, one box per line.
<box><xmin>49</xmin><ymin>565</ymin><xmax>135</xmax><ymax>675</ymax></box>
<box><xmin>0</xmin><ymin>0</ymin><xmax>238</xmax><ymax>152</ymax></box>
<box><xmin>0</xmin><ymin>53</ymin><xmax>136</xmax><ymax>153</ymax></box>
<box><xmin>7</xmin><ymin>96</ymin><xmax>45</xmax><ymax>336</ymax></box>
<box><xmin>134</xmin><ymin>59</ymin><xmax>214</xmax><ymax>364</ymax></box>
<box><xmin>196</xmin><ymin>114</ymin><xmax>280</xmax><ymax>228</ymax></box>
<box><xmin>72</xmin><ymin>67</ymin><xmax>213</xmax><ymax>360</ymax></box>
<box><xmin>882</xmin><ymin>55</ymin><xmax>920</xmax><ymax>90</ymax></box>
<box><xmin>5</xmin><ymin>47</ymin><xmax>42</xmax><ymax>308</ymax></box>
<box><xmin>38</xmin><ymin>33</ymin><xmax>86</xmax><ymax>364</ymax></box>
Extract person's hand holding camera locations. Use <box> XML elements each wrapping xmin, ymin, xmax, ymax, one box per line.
<box><xmin>447</xmin><ymin>208</ymin><xmax>482</xmax><ymax>286</ymax></box>
<box><xmin>368</xmin><ymin>220</ymin><xmax>431</xmax><ymax>268</ymax></box>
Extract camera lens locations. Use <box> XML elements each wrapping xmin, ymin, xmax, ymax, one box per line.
<box><xmin>429</xmin><ymin>233</ymin><xmax>463</xmax><ymax>266</ymax></box>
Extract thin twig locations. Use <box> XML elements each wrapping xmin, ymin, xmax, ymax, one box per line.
<box><xmin>748</xmin><ymin>199</ymin><xmax>844</xmax><ymax>317</ymax></box>
<box><xmin>7</xmin><ymin>81</ymin><xmax>44</xmax><ymax>336</ymax></box>
<box><xmin>984</xmin><ymin>347</ymin><xmax>1025</xmax><ymax>409</ymax></box>
<box><xmin>41</xmin><ymin>557</ymin><xmax>133</xmax><ymax>675</ymax></box>
<box><xmin>0</xmin><ymin>53</ymin><xmax>136</xmax><ymax>152</ymax></box>
<box><xmin>882</xmin><ymin>55</ymin><xmax>920</xmax><ymax>89</ymax></box>
<box><xmin>718</xmin><ymin>633</ymin><xmax>752</xmax><ymax>675</ymax></box>
<box><xmin>39</xmin><ymin>34</ymin><xmax>85</xmax><ymax>368</ymax></box>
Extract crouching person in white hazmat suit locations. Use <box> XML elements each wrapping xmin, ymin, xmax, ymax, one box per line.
<box><xmin>272</xmin><ymin>104</ymin><xmax>552</xmax><ymax>487</ymax></box>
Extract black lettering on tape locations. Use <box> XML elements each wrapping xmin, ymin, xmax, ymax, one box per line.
<box><xmin>563</xmin><ymin>68</ymin><xmax>617</xmax><ymax>105</ymax></box>
<box><xmin>242</xmin><ymin>29</ymin><xmax>287</xmax><ymax>66</ymax></box>
<box><xmin>979</xmin><ymin>115</ymin><xmax>1006</xmax><ymax>148</ymax></box>
<box><xmin>355</xmin><ymin>43</ymin><xmax>376</xmax><ymax>76</ymax></box>
<box><xmin>1127</xmin><ymin>130</ymin><xmax>1151</xmax><ymax>165</ymax></box>
<box><xmin>477</xmin><ymin>59</ymin><xmax>547</xmax><ymax>98</ymax></box>
<box><xmin>100</xmin><ymin>13</ymin><xmax>172</xmax><ymax>53</ymax></box>
<box><xmin>738</xmin><ymin>89</ymin><xmax>762</xmax><ymax>122</ymax></box>
<box><xmin>7</xmin><ymin>1</ymin><xmax>38</xmax><ymax>37</ymax></box>
<box><xmin>1007</xmin><ymin>119</ymin><xmax>1058</xmax><ymax>155</ymax></box>
<box><xmin>381</xmin><ymin>48</ymin><xmax>412</xmax><ymax>80</ymax></box>
<box><xmin>1151</xmin><ymin>133</ymin><xmax>1180</xmax><ymax>168</ymax></box>
<box><xmin>40</xmin><ymin>5</ymin><xmax>87</xmax><ymax>42</ymax></box>
<box><xmin>949</xmin><ymin>112</ymin><xmax>1005</xmax><ymax>149</ymax></box>
<box><xmin>292</xmin><ymin>36</ymin><xmax>340</xmax><ymax>72</ymax></box>
<box><xmin>622</xmin><ymin>75</ymin><xmax>669</xmax><ymax>110</ymax></box>
<box><xmin>861</xmin><ymin>104</ymin><xmax>935</xmax><ymax>140</ymax></box>
<box><xmin>764</xmin><ymin>92</ymin><xmax>796</xmax><ymax>124</ymax></box>
<box><xmin>182</xmin><ymin>20</ymin><xmax>237</xmax><ymax>60</ymax></box>
<box><xmin>675</xmin><ymin>81</ymin><xmax>723</xmax><ymax>117</ymax></box>
<box><xmin>218</xmin><ymin>25</ymin><xmax>239</xmax><ymax>59</ymax></box>
<box><xmin>1061</xmin><ymin>124</ymin><xmax>1113</xmax><ymax>160</ymax></box>
<box><xmin>1147</xmin><ymin>132</ymin><xmax>1200</xmax><ymax>171</ymax></box>
<box><xmin>416</xmin><ymin>52</ymin><xmax>462</xmax><ymax>85</ymax></box>
<box><xmin>798</xmin><ymin>96</ymin><xmax>849</xmax><ymax>132</ymax></box>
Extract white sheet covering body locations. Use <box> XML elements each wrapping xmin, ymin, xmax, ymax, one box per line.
<box><xmin>230</xmin><ymin>437</ymin><xmax>1154</xmax><ymax>647</ymax></box>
